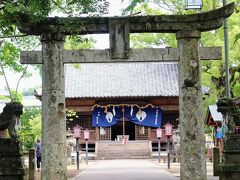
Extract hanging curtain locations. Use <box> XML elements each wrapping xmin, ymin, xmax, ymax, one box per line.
<box><xmin>124</xmin><ymin>106</ymin><xmax>162</xmax><ymax>128</ymax></box>
<box><xmin>92</xmin><ymin>105</ymin><xmax>162</xmax><ymax>128</ymax></box>
<box><xmin>92</xmin><ymin>106</ymin><xmax>122</xmax><ymax>127</ymax></box>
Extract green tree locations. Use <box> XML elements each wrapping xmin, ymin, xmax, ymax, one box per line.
<box><xmin>200</xmin><ymin>1</ymin><xmax>240</xmax><ymax>99</ymax></box>
<box><xmin>19</xmin><ymin>108</ymin><xmax>41</xmax><ymax>151</ymax></box>
<box><xmin>123</xmin><ymin>0</ymin><xmax>240</xmax><ymax>110</ymax></box>
<box><xmin>65</xmin><ymin>35</ymin><xmax>96</xmax><ymax>50</ymax></box>
<box><xmin>0</xmin><ymin>1</ymin><xmax>109</xmax><ymax>100</ymax></box>
<box><xmin>0</xmin><ymin>1</ymin><xmax>109</xmax><ymax>149</ymax></box>
<box><xmin>0</xmin><ymin>0</ymin><xmax>109</xmax><ymax>38</ymax></box>
<box><xmin>0</xmin><ymin>37</ymin><xmax>39</xmax><ymax>101</ymax></box>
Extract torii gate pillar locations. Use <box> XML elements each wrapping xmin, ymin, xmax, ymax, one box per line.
<box><xmin>177</xmin><ymin>30</ymin><xmax>206</xmax><ymax>180</ymax></box>
<box><xmin>41</xmin><ymin>33</ymin><xmax>67</xmax><ymax>180</ymax></box>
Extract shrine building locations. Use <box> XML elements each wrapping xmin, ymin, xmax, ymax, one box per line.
<box><xmin>60</xmin><ymin>62</ymin><xmax>179</xmax><ymax>158</ymax></box>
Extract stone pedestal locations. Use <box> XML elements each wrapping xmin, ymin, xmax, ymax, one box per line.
<box><xmin>220</xmin><ymin>135</ymin><xmax>240</xmax><ymax>180</ymax></box>
<box><xmin>0</xmin><ymin>139</ymin><xmax>26</xmax><ymax>180</ymax></box>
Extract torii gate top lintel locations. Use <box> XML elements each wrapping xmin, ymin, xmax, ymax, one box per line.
<box><xmin>18</xmin><ymin>2</ymin><xmax>234</xmax><ymax>35</ymax></box>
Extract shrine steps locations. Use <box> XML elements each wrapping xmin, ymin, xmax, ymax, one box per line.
<box><xmin>96</xmin><ymin>140</ymin><xmax>151</xmax><ymax>159</ymax></box>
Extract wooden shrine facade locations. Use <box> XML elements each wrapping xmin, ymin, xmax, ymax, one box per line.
<box><xmin>66</xmin><ymin>96</ymin><xmax>179</xmax><ymax>144</ymax></box>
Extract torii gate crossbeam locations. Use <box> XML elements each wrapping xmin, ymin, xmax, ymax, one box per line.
<box><xmin>19</xmin><ymin>3</ymin><xmax>234</xmax><ymax>180</ymax></box>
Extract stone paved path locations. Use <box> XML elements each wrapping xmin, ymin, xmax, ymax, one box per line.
<box><xmin>73</xmin><ymin>159</ymin><xmax>178</xmax><ymax>180</ymax></box>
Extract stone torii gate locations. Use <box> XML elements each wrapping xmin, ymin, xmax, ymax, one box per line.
<box><xmin>19</xmin><ymin>3</ymin><xmax>234</xmax><ymax>180</ymax></box>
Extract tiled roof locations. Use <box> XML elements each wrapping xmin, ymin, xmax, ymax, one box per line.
<box><xmin>208</xmin><ymin>104</ymin><xmax>223</xmax><ymax>122</ymax></box>
<box><xmin>65</xmin><ymin>62</ymin><xmax>179</xmax><ymax>98</ymax></box>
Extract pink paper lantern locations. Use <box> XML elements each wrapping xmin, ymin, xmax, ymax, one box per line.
<box><xmin>73</xmin><ymin>126</ymin><xmax>81</xmax><ymax>138</ymax></box>
<box><xmin>84</xmin><ymin>129</ymin><xmax>90</xmax><ymax>140</ymax></box>
<box><xmin>165</xmin><ymin>123</ymin><xmax>173</xmax><ymax>136</ymax></box>
<box><xmin>156</xmin><ymin>128</ymin><xmax>163</xmax><ymax>138</ymax></box>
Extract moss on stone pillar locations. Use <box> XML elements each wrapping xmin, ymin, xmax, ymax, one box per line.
<box><xmin>177</xmin><ymin>30</ymin><xmax>207</xmax><ymax>180</ymax></box>
<box><xmin>41</xmin><ymin>33</ymin><xmax>67</xmax><ymax>180</ymax></box>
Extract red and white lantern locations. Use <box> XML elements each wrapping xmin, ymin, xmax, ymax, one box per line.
<box><xmin>73</xmin><ymin>125</ymin><xmax>81</xmax><ymax>138</ymax></box>
<box><xmin>165</xmin><ymin>123</ymin><xmax>173</xmax><ymax>136</ymax></box>
<box><xmin>84</xmin><ymin>129</ymin><xmax>90</xmax><ymax>140</ymax></box>
<box><xmin>156</xmin><ymin>128</ymin><xmax>163</xmax><ymax>138</ymax></box>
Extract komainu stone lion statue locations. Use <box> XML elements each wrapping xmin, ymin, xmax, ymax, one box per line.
<box><xmin>0</xmin><ymin>102</ymin><xmax>23</xmax><ymax>139</ymax></box>
<box><xmin>217</xmin><ymin>98</ymin><xmax>240</xmax><ymax>135</ymax></box>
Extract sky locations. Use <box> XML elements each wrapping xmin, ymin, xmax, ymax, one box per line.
<box><xmin>0</xmin><ymin>0</ymin><xmax>129</xmax><ymax>92</ymax></box>
<box><xmin>0</xmin><ymin>66</ymin><xmax>42</xmax><ymax>92</ymax></box>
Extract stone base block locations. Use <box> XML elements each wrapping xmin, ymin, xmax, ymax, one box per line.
<box><xmin>0</xmin><ymin>175</ymin><xmax>26</xmax><ymax>180</ymax></box>
<box><xmin>224</xmin><ymin>135</ymin><xmax>240</xmax><ymax>151</ymax></box>
<box><xmin>0</xmin><ymin>139</ymin><xmax>23</xmax><ymax>157</ymax></box>
<box><xmin>220</xmin><ymin>135</ymin><xmax>240</xmax><ymax>180</ymax></box>
<box><xmin>0</xmin><ymin>139</ymin><xmax>26</xmax><ymax>179</ymax></box>
<box><xmin>222</xmin><ymin>151</ymin><xmax>240</xmax><ymax>164</ymax></box>
<box><xmin>0</xmin><ymin>157</ymin><xmax>25</xmax><ymax>168</ymax></box>
<box><xmin>219</xmin><ymin>164</ymin><xmax>240</xmax><ymax>180</ymax></box>
<box><xmin>0</xmin><ymin>167</ymin><xmax>26</xmax><ymax>176</ymax></box>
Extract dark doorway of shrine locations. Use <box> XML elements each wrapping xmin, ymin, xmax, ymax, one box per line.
<box><xmin>111</xmin><ymin>120</ymin><xmax>135</xmax><ymax>141</ymax></box>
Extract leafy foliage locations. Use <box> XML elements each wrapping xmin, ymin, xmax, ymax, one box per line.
<box><xmin>19</xmin><ymin>108</ymin><xmax>41</xmax><ymax>151</ymax></box>
<box><xmin>19</xmin><ymin>108</ymin><xmax>80</xmax><ymax>151</ymax></box>
<box><xmin>124</xmin><ymin>0</ymin><xmax>240</xmax><ymax>112</ymax></box>
<box><xmin>11</xmin><ymin>90</ymin><xmax>23</xmax><ymax>102</ymax></box>
<box><xmin>66</xmin><ymin>109</ymin><xmax>78</xmax><ymax>121</ymax></box>
<box><xmin>0</xmin><ymin>1</ymin><xmax>107</xmax><ymax>148</ymax></box>
<box><xmin>0</xmin><ymin>0</ymin><xmax>51</xmax><ymax>36</ymax></box>
<box><xmin>0</xmin><ymin>0</ymin><xmax>109</xmax><ymax>37</ymax></box>
<box><xmin>123</xmin><ymin>0</ymin><xmax>185</xmax><ymax>15</ymax></box>
<box><xmin>64</xmin><ymin>0</ymin><xmax>109</xmax><ymax>16</ymax></box>
<box><xmin>0</xmin><ymin>0</ymin><xmax>104</xmax><ymax>99</ymax></box>
<box><xmin>0</xmin><ymin>37</ymin><xmax>39</xmax><ymax>99</ymax></box>
<box><xmin>65</xmin><ymin>35</ymin><xmax>95</xmax><ymax>50</ymax></box>
<box><xmin>234</xmin><ymin>33</ymin><xmax>240</xmax><ymax>44</ymax></box>
<box><xmin>0</xmin><ymin>41</ymin><xmax>20</xmax><ymax>72</ymax></box>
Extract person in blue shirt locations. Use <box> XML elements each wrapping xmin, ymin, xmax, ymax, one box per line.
<box><xmin>35</xmin><ymin>139</ymin><xmax>42</xmax><ymax>172</ymax></box>
<box><xmin>216</xmin><ymin>124</ymin><xmax>223</xmax><ymax>147</ymax></box>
